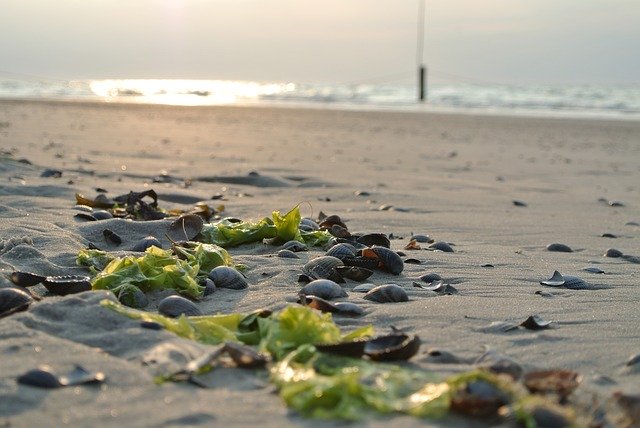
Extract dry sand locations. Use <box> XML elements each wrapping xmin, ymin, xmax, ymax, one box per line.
<box><xmin>0</xmin><ymin>99</ymin><xmax>639</xmax><ymax>427</ymax></box>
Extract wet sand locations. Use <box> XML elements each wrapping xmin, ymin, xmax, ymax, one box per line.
<box><xmin>1</xmin><ymin>99</ymin><xmax>639</xmax><ymax>426</ymax></box>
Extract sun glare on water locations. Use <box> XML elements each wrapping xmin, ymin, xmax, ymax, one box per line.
<box><xmin>89</xmin><ymin>79</ymin><xmax>295</xmax><ymax>105</ymax></box>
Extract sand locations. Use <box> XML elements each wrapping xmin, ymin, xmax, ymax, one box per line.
<box><xmin>0</xmin><ymin>99</ymin><xmax>639</xmax><ymax>427</ymax></box>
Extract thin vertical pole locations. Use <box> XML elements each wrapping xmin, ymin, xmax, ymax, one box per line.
<box><xmin>417</xmin><ymin>0</ymin><xmax>426</xmax><ymax>102</ymax></box>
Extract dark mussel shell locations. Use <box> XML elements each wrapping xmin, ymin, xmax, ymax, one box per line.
<box><xmin>342</xmin><ymin>256</ymin><xmax>380</xmax><ymax>271</ymax></box>
<box><xmin>315</xmin><ymin>340</ymin><xmax>368</xmax><ymax>358</ymax></box>
<box><xmin>413</xmin><ymin>280</ymin><xmax>458</xmax><ymax>295</ymax></box>
<box><xmin>356</xmin><ymin>233</ymin><xmax>391</xmax><ymax>249</ymax></box>
<box><xmin>277</xmin><ymin>249</ymin><xmax>299</xmax><ymax>259</ymax></box>
<box><xmin>91</xmin><ymin>210</ymin><xmax>114</xmax><ymax>220</ymax></box>
<box><xmin>418</xmin><ymin>272</ymin><xmax>442</xmax><ymax>284</ymax></box>
<box><xmin>281</xmin><ymin>240</ymin><xmax>308</xmax><ymax>252</ymax></box>
<box><xmin>167</xmin><ymin>214</ymin><xmax>204</xmax><ymax>242</ymax></box>
<box><xmin>203</xmin><ymin>278</ymin><xmax>216</xmax><ymax>296</ymax></box>
<box><xmin>158</xmin><ymin>295</ymin><xmax>202</xmax><ymax>318</ymax></box>
<box><xmin>303</xmin><ymin>256</ymin><xmax>345</xmax><ymax>283</ymax></box>
<box><xmin>17</xmin><ymin>366</ymin><xmax>61</xmax><ymax>388</ymax></box>
<box><xmin>132</xmin><ymin>236</ymin><xmax>163</xmax><ymax>252</ymax></box>
<box><xmin>103</xmin><ymin>229</ymin><xmax>122</xmax><ymax>245</ymax></box>
<box><xmin>318</xmin><ymin>214</ymin><xmax>347</xmax><ymax>230</ymax></box>
<box><xmin>10</xmin><ymin>271</ymin><xmax>46</xmax><ymax>287</ymax></box>
<box><xmin>74</xmin><ymin>212</ymin><xmax>97</xmax><ymax>221</ymax></box>
<box><xmin>208</xmin><ymin>266</ymin><xmax>248</xmax><ymax>290</ymax></box>
<box><xmin>42</xmin><ymin>275</ymin><xmax>91</xmax><ymax>296</ymax></box>
<box><xmin>299</xmin><ymin>217</ymin><xmax>319</xmax><ymax>232</ymax></box>
<box><xmin>364</xmin><ymin>333</ymin><xmax>421</xmax><ymax>361</ymax></box>
<box><xmin>325</xmin><ymin>243</ymin><xmax>357</xmax><ymax>260</ymax></box>
<box><xmin>523</xmin><ymin>370</ymin><xmax>582</xmax><ymax>398</ymax></box>
<box><xmin>546</xmin><ymin>243</ymin><xmax>573</xmax><ymax>253</ymax></box>
<box><xmin>362</xmin><ymin>246</ymin><xmax>404</xmax><ymax>275</ymax></box>
<box><xmin>299</xmin><ymin>279</ymin><xmax>348</xmax><ymax>300</ymax></box>
<box><xmin>0</xmin><ymin>288</ymin><xmax>33</xmax><ymax>318</ymax></box>
<box><xmin>428</xmin><ymin>241</ymin><xmax>454</xmax><ymax>253</ymax></box>
<box><xmin>604</xmin><ymin>248</ymin><xmax>623</xmax><ymax>258</ymax></box>
<box><xmin>411</xmin><ymin>234</ymin><xmax>433</xmax><ymax>243</ymax></box>
<box><xmin>328</xmin><ymin>224</ymin><xmax>351</xmax><ymax>238</ymax></box>
<box><xmin>333</xmin><ymin>302</ymin><xmax>365</xmax><ymax>317</ymax></box>
<box><xmin>335</xmin><ymin>266</ymin><xmax>373</xmax><ymax>282</ymax></box>
<box><xmin>363</xmin><ymin>284</ymin><xmax>409</xmax><ymax>303</ymax></box>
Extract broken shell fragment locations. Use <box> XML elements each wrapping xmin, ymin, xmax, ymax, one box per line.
<box><xmin>540</xmin><ymin>271</ymin><xmax>565</xmax><ymax>287</ymax></box>
<box><xmin>42</xmin><ymin>275</ymin><xmax>92</xmax><ymax>296</ymax></box>
<box><xmin>364</xmin><ymin>333</ymin><xmax>421</xmax><ymax>361</ymax></box>
<box><xmin>520</xmin><ymin>315</ymin><xmax>552</xmax><ymax>330</ymax></box>
<box><xmin>167</xmin><ymin>214</ymin><xmax>204</xmax><ymax>242</ymax></box>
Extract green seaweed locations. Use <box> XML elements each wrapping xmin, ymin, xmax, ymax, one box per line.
<box><xmin>200</xmin><ymin>205</ymin><xmax>332</xmax><ymax>248</ymax></box>
<box><xmin>91</xmin><ymin>246</ymin><xmax>203</xmax><ymax>299</ymax></box>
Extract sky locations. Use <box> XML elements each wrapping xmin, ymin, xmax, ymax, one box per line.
<box><xmin>1</xmin><ymin>0</ymin><xmax>639</xmax><ymax>85</ymax></box>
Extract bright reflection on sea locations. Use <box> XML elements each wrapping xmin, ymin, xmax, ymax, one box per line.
<box><xmin>89</xmin><ymin>79</ymin><xmax>296</xmax><ymax>106</ymax></box>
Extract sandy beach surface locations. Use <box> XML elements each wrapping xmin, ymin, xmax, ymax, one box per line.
<box><xmin>1</xmin><ymin>99</ymin><xmax>639</xmax><ymax>427</ymax></box>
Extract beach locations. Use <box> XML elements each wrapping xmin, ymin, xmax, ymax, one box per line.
<box><xmin>1</xmin><ymin>99</ymin><xmax>639</xmax><ymax>426</ymax></box>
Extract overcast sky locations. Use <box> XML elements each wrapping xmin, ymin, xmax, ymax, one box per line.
<box><xmin>1</xmin><ymin>0</ymin><xmax>639</xmax><ymax>84</ymax></box>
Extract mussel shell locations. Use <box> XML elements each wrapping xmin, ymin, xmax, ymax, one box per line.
<box><xmin>299</xmin><ymin>279</ymin><xmax>348</xmax><ymax>300</ymax></box>
<box><xmin>299</xmin><ymin>218</ymin><xmax>319</xmax><ymax>231</ymax></box>
<box><xmin>17</xmin><ymin>366</ymin><xmax>62</xmax><ymax>388</ymax></box>
<box><xmin>303</xmin><ymin>256</ymin><xmax>344</xmax><ymax>282</ymax></box>
<box><xmin>562</xmin><ymin>275</ymin><xmax>588</xmax><ymax>290</ymax></box>
<box><xmin>583</xmin><ymin>266</ymin><xmax>605</xmax><ymax>274</ymax></box>
<box><xmin>117</xmin><ymin>286</ymin><xmax>148</xmax><ymax>308</ymax></box>
<box><xmin>132</xmin><ymin>236</ymin><xmax>162</xmax><ymax>252</ymax></box>
<box><xmin>413</xmin><ymin>280</ymin><xmax>458</xmax><ymax>295</ymax></box>
<box><xmin>318</xmin><ymin>214</ymin><xmax>347</xmax><ymax>230</ymax></box>
<box><xmin>363</xmin><ymin>284</ymin><xmax>408</xmax><ymax>303</ymax></box>
<box><xmin>281</xmin><ymin>240</ymin><xmax>308</xmax><ymax>252</ymax></box>
<box><xmin>342</xmin><ymin>256</ymin><xmax>379</xmax><ymax>270</ymax></box>
<box><xmin>356</xmin><ymin>233</ymin><xmax>390</xmax><ymax>248</ymax></box>
<box><xmin>362</xmin><ymin>246</ymin><xmax>404</xmax><ymax>275</ymax></box>
<box><xmin>42</xmin><ymin>275</ymin><xmax>92</xmax><ymax>296</ymax></box>
<box><xmin>0</xmin><ymin>288</ymin><xmax>33</xmax><ymax>318</ymax></box>
<box><xmin>92</xmin><ymin>210</ymin><xmax>113</xmax><ymax>220</ymax></box>
<box><xmin>333</xmin><ymin>302</ymin><xmax>365</xmax><ymax>317</ymax></box>
<box><xmin>325</xmin><ymin>243</ymin><xmax>357</xmax><ymax>260</ymax></box>
<box><xmin>74</xmin><ymin>212</ymin><xmax>97</xmax><ymax>221</ymax></box>
<box><xmin>540</xmin><ymin>270</ymin><xmax>565</xmax><ymax>287</ymax></box>
<box><xmin>335</xmin><ymin>266</ymin><xmax>373</xmax><ymax>282</ymax></box>
<box><xmin>419</xmin><ymin>273</ymin><xmax>442</xmax><ymax>284</ymax></box>
<box><xmin>103</xmin><ymin>229</ymin><xmax>122</xmax><ymax>245</ymax></box>
<box><xmin>604</xmin><ymin>248</ymin><xmax>623</xmax><ymax>258</ymax></box>
<box><xmin>203</xmin><ymin>278</ymin><xmax>216</xmax><ymax>296</ymax></box>
<box><xmin>10</xmin><ymin>271</ymin><xmax>45</xmax><ymax>287</ymax></box>
<box><xmin>546</xmin><ymin>243</ymin><xmax>572</xmax><ymax>252</ymax></box>
<box><xmin>208</xmin><ymin>266</ymin><xmax>248</xmax><ymax>290</ymax></box>
<box><xmin>364</xmin><ymin>334</ymin><xmax>421</xmax><ymax>361</ymax></box>
<box><xmin>277</xmin><ymin>249</ymin><xmax>299</xmax><ymax>259</ymax></box>
<box><xmin>411</xmin><ymin>234</ymin><xmax>432</xmax><ymax>243</ymax></box>
<box><xmin>428</xmin><ymin>241</ymin><xmax>454</xmax><ymax>252</ymax></box>
<box><xmin>328</xmin><ymin>224</ymin><xmax>351</xmax><ymax>238</ymax></box>
<box><xmin>158</xmin><ymin>295</ymin><xmax>202</xmax><ymax>318</ymax></box>
<box><xmin>352</xmin><ymin>283</ymin><xmax>377</xmax><ymax>293</ymax></box>
<box><xmin>59</xmin><ymin>365</ymin><xmax>106</xmax><ymax>386</ymax></box>
<box><xmin>167</xmin><ymin>214</ymin><xmax>204</xmax><ymax>242</ymax></box>
<box><xmin>315</xmin><ymin>340</ymin><xmax>367</xmax><ymax>358</ymax></box>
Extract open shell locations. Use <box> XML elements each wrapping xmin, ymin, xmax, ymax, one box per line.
<box><xmin>364</xmin><ymin>334</ymin><xmax>421</xmax><ymax>361</ymax></box>
<box><xmin>167</xmin><ymin>214</ymin><xmax>204</xmax><ymax>242</ymax></box>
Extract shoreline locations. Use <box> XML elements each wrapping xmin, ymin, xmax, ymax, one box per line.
<box><xmin>1</xmin><ymin>96</ymin><xmax>640</xmax><ymax>124</ymax></box>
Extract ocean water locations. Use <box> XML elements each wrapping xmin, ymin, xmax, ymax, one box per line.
<box><xmin>1</xmin><ymin>78</ymin><xmax>639</xmax><ymax>120</ymax></box>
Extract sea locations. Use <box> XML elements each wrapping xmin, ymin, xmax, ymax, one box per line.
<box><xmin>1</xmin><ymin>78</ymin><xmax>639</xmax><ymax>120</ymax></box>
